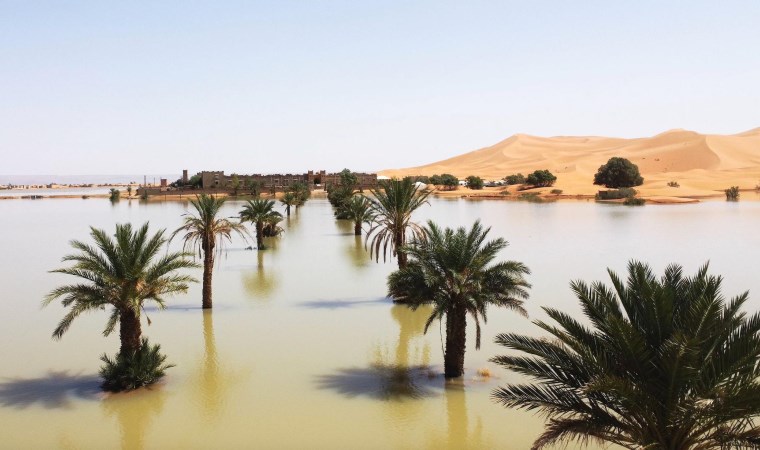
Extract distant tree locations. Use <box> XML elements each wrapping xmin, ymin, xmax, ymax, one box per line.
<box><xmin>337</xmin><ymin>195</ymin><xmax>375</xmax><ymax>235</ymax></box>
<box><xmin>127</xmin><ymin>185</ymin><xmax>133</xmax><ymax>197</ymax></box>
<box><xmin>246</xmin><ymin>179</ymin><xmax>264</xmax><ymax>197</ymax></box>
<box><xmin>429</xmin><ymin>174</ymin><xmax>443</xmax><ymax>186</ymax></box>
<box><xmin>230</xmin><ymin>174</ymin><xmax>241</xmax><ymax>196</ymax></box>
<box><xmin>188</xmin><ymin>174</ymin><xmax>202</xmax><ymax>188</ymax></box>
<box><xmin>440</xmin><ymin>174</ymin><xmax>459</xmax><ymax>191</ymax></box>
<box><xmin>109</xmin><ymin>188</ymin><xmax>120</xmax><ymax>201</ymax></box>
<box><xmin>593</xmin><ymin>157</ymin><xmax>644</xmax><ymax>188</ymax></box>
<box><xmin>280</xmin><ymin>191</ymin><xmax>297</xmax><ymax>217</ymax></box>
<box><xmin>725</xmin><ymin>186</ymin><xmax>740</xmax><ymax>201</ymax></box>
<box><xmin>327</xmin><ymin>170</ymin><xmax>358</xmax><ymax>209</ymax></box>
<box><xmin>504</xmin><ymin>173</ymin><xmax>526</xmax><ymax>185</ymax></box>
<box><xmin>465</xmin><ymin>176</ymin><xmax>484</xmax><ymax>190</ymax></box>
<box><xmin>289</xmin><ymin>181</ymin><xmax>311</xmax><ymax>210</ymax></box>
<box><xmin>526</xmin><ymin>170</ymin><xmax>557</xmax><ymax>187</ymax></box>
<box><xmin>240</xmin><ymin>199</ymin><xmax>282</xmax><ymax>250</ymax></box>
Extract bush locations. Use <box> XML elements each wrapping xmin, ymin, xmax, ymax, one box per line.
<box><xmin>504</xmin><ymin>173</ymin><xmax>526</xmax><ymax>185</ymax></box>
<box><xmin>596</xmin><ymin>188</ymin><xmax>637</xmax><ymax>200</ymax></box>
<box><xmin>550</xmin><ymin>189</ymin><xmax>563</xmax><ymax>195</ymax></box>
<box><xmin>109</xmin><ymin>189</ymin><xmax>120</xmax><ymax>201</ymax></box>
<box><xmin>525</xmin><ymin>170</ymin><xmax>557</xmax><ymax>187</ymax></box>
<box><xmin>667</xmin><ymin>181</ymin><xmax>680</xmax><ymax>188</ymax></box>
<box><xmin>725</xmin><ymin>186</ymin><xmax>740</xmax><ymax>201</ymax></box>
<box><xmin>99</xmin><ymin>338</ymin><xmax>174</xmax><ymax>392</ymax></box>
<box><xmin>623</xmin><ymin>197</ymin><xmax>645</xmax><ymax>206</ymax></box>
<box><xmin>465</xmin><ymin>176</ymin><xmax>484</xmax><ymax>190</ymax></box>
<box><xmin>593</xmin><ymin>157</ymin><xmax>644</xmax><ymax>188</ymax></box>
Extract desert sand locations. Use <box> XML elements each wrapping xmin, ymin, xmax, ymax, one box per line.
<box><xmin>380</xmin><ymin>128</ymin><xmax>760</xmax><ymax>200</ymax></box>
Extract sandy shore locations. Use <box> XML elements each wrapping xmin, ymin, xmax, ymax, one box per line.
<box><xmin>380</xmin><ymin>128</ymin><xmax>760</xmax><ymax>202</ymax></box>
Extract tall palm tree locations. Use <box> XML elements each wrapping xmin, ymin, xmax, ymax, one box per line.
<box><xmin>44</xmin><ymin>222</ymin><xmax>197</xmax><ymax>356</ymax></box>
<box><xmin>491</xmin><ymin>261</ymin><xmax>760</xmax><ymax>450</ymax></box>
<box><xmin>172</xmin><ymin>194</ymin><xmax>248</xmax><ymax>309</ymax></box>
<box><xmin>240</xmin><ymin>198</ymin><xmax>282</xmax><ymax>250</ymax></box>
<box><xmin>388</xmin><ymin>220</ymin><xmax>530</xmax><ymax>378</ymax></box>
<box><xmin>290</xmin><ymin>181</ymin><xmax>311</xmax><ymax>210</ymax></box>
<box><xmin>337</xmin><ymin>194</ymin><xmax>375</xmax><ymax>235</ymax></box>
<box><xmin>367</xmin><ymin>178</ymin><xmax>431</xmax><ymax>268</ymax></box>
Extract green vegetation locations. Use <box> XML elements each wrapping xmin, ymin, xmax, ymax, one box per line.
<box><xmin>109</xmin><ymin>188</ymin><xmax>120</xmax><ymax>201</ymax></box>
<box><xmin>246</xmin><ymin>179</ymin><xmax>264</xmax><ymax>197</ymax></box>
<box><xmin>387</xmin><ymin>220</ymin><xmax>530</xmax><ymax>378</ymax></box>
<box><xmin>550</xmin><ymin>189</ymin><xmax>563</xmax><ymax>195</ymax></box>
<box><xmin>336</xmin><ymin>195</ymin><xmax>375</xmax><ymax>235</ymax></box>
<box><xmin>327</xmin><ymin>168</ymin><xmax>359</xmax><ymax>208</ymax></box>
<box><xmin>230</xmin><ymin>174</ymin><xmax>241</xmax><ymax>195</ymax></box>
<box><xmin>465</xmin><ymin>175</ymin><xmax>484</xmax><ymax>190</ymax></box>
<box><xmin>504</xmin><ymin>173</ymin><xmax>526</xmax><ymax>185</ymax></box>
<box><xmin>667</xmin><ymin>180</ymin><xmax>680</xmax><ymax>188</ymax></box>
<box><xmin>593</xmin><ymin>157</ymin><xmax>644</xmax><ymax>188</ymax></box>
<box><xmin>172</xmin><ymin>194</ymin><xmax>248</xmax><ymax>309</ymax></box>
<box><xmin>725</xmin><ymin>186</ymin><xmax>740</xmax><ymax>201</ymax></box>
<box><xmin>623</xmin><ymin>196</ymin><xmax>645</xmax><ymax>206</ymax></box>
<box><xmin>100</xmin><ymin>338</ymin><xmax>174</xmax><ymax>392</ymax></box>
<box><xmin>240</xmin><ymin>198</ymin><xmax>282</xmax><ymax>250</ymax></box>
<box><xmin>289</xmin><ymin>181</ymin><xmax>311</xmax><ymax>210</ymax></box>
<box><xmin>127</xmin><ymin>185</ymin><xmax>133</xmax><ymax>197</ymax></box>
<box><xmin>525</xmin><ymin>170</ymin><xmax>557</xmax><ymax>187</ymax></box>
<box><xmin>188</xmin><ymin>173</ymin><xmax>202</xmax><ymax>188</ymax></box>
<box><xmin>262</xmin><ymin>214</ymin><xmax>284</xmax><ymax>237</ymax></box>
<box><xmin>280</xmin><ymin>191</ymin><xmax>297</xmax><ymax>217</ymax></box>
<box><xmin>44</xmin><ymin>223</ymin><xmax>197</xmax><ymax>391</ymax></box>
<box><xmin>596</xmin><ymin>187</ymin><xmax>637</xmax><ymax>200</ymax></box>
<box><xmin>367</xmin><ymin>178</ymin><xmax>431</xmax><ymax>268</ymax></box>
<box><xmin>492</xmin><ymin>261</ymin><xmax>760</xmax><ymax>449</ymax></box>
<box><xmin>429</xmin><ymin>173</ymin><xmax>459</xmax><ymax>190</ymax></box>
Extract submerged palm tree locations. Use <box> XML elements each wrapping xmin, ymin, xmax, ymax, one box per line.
<box><xmin>172</xmin><ymin>194</ymin><xmax>248</xmax><ymax>309</ymax></box>
<box><xmin>492</xmin><ymin>261</ymin><xmax>760</xmax><ymax>450</ymax></box>
<box><xmin>280</xmin><ymin>191</ymin><xmax>297</xmax><ymax>217</ymax></box>
<box><xmin>44</xmin><ymin>223</ymin><xmax>197</xmax><ymax>389</ymax></box>
<box><xmin>240</xmin><ymin>198</ymin><xmax>282</xmax><ymax>250</ymax></box>
<box><xmin>388</xmin><ymin>220</ymin><xmax>530</xmax><ymax>378</ymax></box>
<box><xmin>337</xmin><ymin>195</ymin><xmax>375</xmax><ymax>235</ymax></box>
<box><xmin>367</xmin><ymin>178</ymin><xmax>431</xmax><ymax>268</ymax></box>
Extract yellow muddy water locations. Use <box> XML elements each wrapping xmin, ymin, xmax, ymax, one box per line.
<box><xmin>1</xmin><ymin>197</ymin><xmax>759</xmax><ymax>449</ymax></box>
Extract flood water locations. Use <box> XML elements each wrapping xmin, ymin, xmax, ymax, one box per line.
<box><xmin>1</xmin><ymin>197</ymin><xmax>759</xmax><ymax>449</ymax></box>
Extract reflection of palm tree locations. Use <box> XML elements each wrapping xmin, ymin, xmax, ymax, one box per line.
<box><xmin>200</xmin><ymin>310</ymin><xmax>220</xmax><ymax>417</ymax></box>
<box><xmin>425</xmin><ymin>382</ymin><xmax>487</xmax><ymax>449</ymax></box>
<box><xmin>102</xmin><ymin>388</ymin><xmax>166</xmax><ymax>450</ymax></box>
<box><xmin>390</xmin><ymin>304</ymin><xmax>432</xmax><ymax>368</ymax></box>
<box><xmin>242</xmin><ymin>251</ymin><xmax>278</xmax><ymax>299</ymax></box>
<box><xmin>345</xmin><ymin>235</ymin><xmax>370</xmax><ymax>268</ymax></box>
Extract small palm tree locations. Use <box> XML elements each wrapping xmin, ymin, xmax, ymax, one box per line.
<box><xmin>388</xmin><ymin>220</ymin><xmax>530</xmax><ymax>378</ymax></box>
<box><xmin>172</xmin><ymin>194</ymin><xmax>248</xmax><ymax>309</ymax></box>
<box><xmin>280</xmin><ymin>191</ymin><xmax>297</xmax><ymax>217</ymax></box>
<box><xmin>491</xmin><ymin>261</ymin><xmax>760</xmax><ymax>450</ymax></box>
<box><xmin>337</xmin><ymin>195</ymin><xmax>375</xmax><ymax>235</ymax></box>
<box><xmin>240</xmin><ymin>198</ymin><xmax>282</xmax><ymax>250</ymax></box>
<box><xmin>44</xmin><ymin>223</ymin><xmax>197</xmax><ymax>389</ymax></box>
<box><xmin>289</xmin><ymin>181</ymin><xmax>311</xmax><ymax>211</ymax></box>
<box><xmin>367</xmin><ymin>178</ymin><xmax>431</xmax><ymax>268</ymax></box>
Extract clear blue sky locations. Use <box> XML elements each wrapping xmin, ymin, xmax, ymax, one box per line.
<box><xmin>1</xmin><ymin>1</ymin><xmax>759</xmax><ymax>175</ymax></box>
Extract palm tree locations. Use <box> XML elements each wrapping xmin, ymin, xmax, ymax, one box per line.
<box><xmin>240</xmin><ymin>198</ymin><xmax>282</xmax><ymax>250</ymax></box>
<box><xmin>367</xmin><ymin>178</ymin><xmax>431</xmax><ymax>268</ymax></box>
<box><xmin>491</xmin><ymin>261</ymin><xmax>760</xmax><ymax>450</ymax></box>
<box><xmin>172</xmin><ymin>194</ymin><xmax>248</xmax><ymax>309</ymax></box>
<box><xmin>280</xmin><ymin>191</ymin><xmax>297</xmax><ymax>217</ymax></box>
<box><xmin>337</xmin><ymin>195</ymin><xmax>375</xmax><ymax>235</ymax></box>
<box><xmin>289</xmin><ymin>181</ymin><xmax>311</xmax><ymax>211</ymax></box>
<box><xmin>388</xmin><ymin>220</ymin><xmax>530</xmax><ymax>378</ymax></box>
<box><xmin>44</xmin><ymin>223</ymin><xmax>197</xmax><ymax>356</ymax></box>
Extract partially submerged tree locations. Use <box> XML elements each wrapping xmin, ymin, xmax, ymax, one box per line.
<box><xmin>367</xmin><ymin>178</ymin><xmax>431</xmax><ymax>268</ymax></box>
<box><xmin>337</xmin><ymin>195</ymin><xmax>375</xmax><ymax>235</ymax></box>
<box><xmin>44</xmin><ymin>223</ymin><xmax>197</xmax><ymax>391</ymax></box>
<box><xmin>492</xmin><ymin>261</ymin><xmax>760</xmax><ymax>449</ymax></box>
<box><xmin>388</xmin><ymin>220</ymin><xmax>530</xmax><ymax>378</ymax></box>
<box><xmin>593</xmin><ymin>157</ymin><xmax>644</xmax><ymax>188</ymax></box>
<box><xmin>172</xmin><ymin>194</ymin><xmax>248</xmax><ymax>309</ymax></box>
<box><xmin>240</xmin><ymin>198</ymin><xmax>282</xmax><ymax>250</ymax></box>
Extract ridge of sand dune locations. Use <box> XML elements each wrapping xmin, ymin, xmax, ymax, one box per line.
<box><xmin>380</xmin><ymin>127</ymin><xmax>760</xmax><ymax>198</ymax></box>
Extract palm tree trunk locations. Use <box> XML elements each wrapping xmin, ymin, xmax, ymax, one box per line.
<box><xmin>286</xmin><ymin>205</ymin><xmax>291</xmax><ymax>217</ymax></box>
<box><xmin>395</xmin><ymin>229</ymin><xmax>407</xmax><ymax>268</ymax></box>
<box><xmin>119</xmin><ymin>308</ymin><xmax>142</xmax><ymax>356</ymax></box>
<box><xmin>202</xmin><ymin>251</ymin><xmax>214</xmax><ymax>309</ymax></box>
<box><xmin>256</xmin><ymin>222</ymin><xmax>264</xmax><ymax>249</ymax></box>
<box><xmin>354</xmin><ymin>221</ymin><xmax>362</xmax><ymax>236</ymax></box>
<box><xmin>444</xmin><ymin>307</ymin><xmax>467</xmax><ymax>378</ymax></box>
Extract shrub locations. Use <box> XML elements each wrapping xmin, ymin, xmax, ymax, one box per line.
<box><xmin>550</xmin><ymin>189</ymin><xmax>563</xmax><ymax>195</ymax></box>
<box><xmin>667</xmin><ymin>181</ymin><xmax>680</xmax><ymax>188</ymax></box>
<box><xmin>593</xmin><ymin>157</ymin><xmax>644</xmax><ymax>188</ymax></box>
<box><xmin>109</xmin><ymin>189</ymin><xmax>120</xmax><ymax>201</ymax></box>
<box><xmin>624</xmin><ymin>197</ymin><xmax>645</xmax><ymax>206</ymax></box>
<box><xmin>725</xmin><ymin>186</ymin><xmax>740</xmax><ymax>201</ymax></box>
<box><xmin>465</xmin><ymin>175</ymin><xmax>484</xmax><ymax>190</ymax></box>
<box><xmin>100</xmin><ymin>338</ymin><xmax>174</xmax><ymax>392</ymax></box>
<box><xmin>525</xmin><ymin>170</ymin><xmax>557</xmax><ymax>187</ymax></box>
<box><xmin>596</xmin><ymin>188</ymin><xmax>637</xmax><ymax>200</ymax></box>
<box><xmin>503</xmin><ymin>173</ymin><xmax>526</xmax><ymax>185</ymax></box>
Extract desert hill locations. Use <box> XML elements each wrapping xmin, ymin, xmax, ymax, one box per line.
<box><xmin>379</xmin><ymin>128</ymin><xmax>760</xmax><ymax>198</ymax></box>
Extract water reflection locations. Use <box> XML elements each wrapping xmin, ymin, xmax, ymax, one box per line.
<box><xmin>426</xmin><ymin>382</ymin><xmax>488</xmax><ymax>449</ymax></box>
<box><xmin>345</xmin><ymin>235</ymin><xmax>370</xmax><ymax>268</ymax></box>
<box><xmin>102</xmin><ymin>387</ymin><xmax>166</xmax><ymax>450</ymax></box>
<box><xmin>334</xmin><ymin>219</ymin><xmax>354</xmax><ymax>236</ymax></box>
<box><xmin>242</xmin><ymin>251</ymin><xmax>278</xmax><ymax>299</ymax></box>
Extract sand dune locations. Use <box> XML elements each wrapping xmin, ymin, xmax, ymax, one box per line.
<box><xmin>379</xmin><ymin>128</ymin><xmax>760</xmax><ymax>198</ymax></box>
